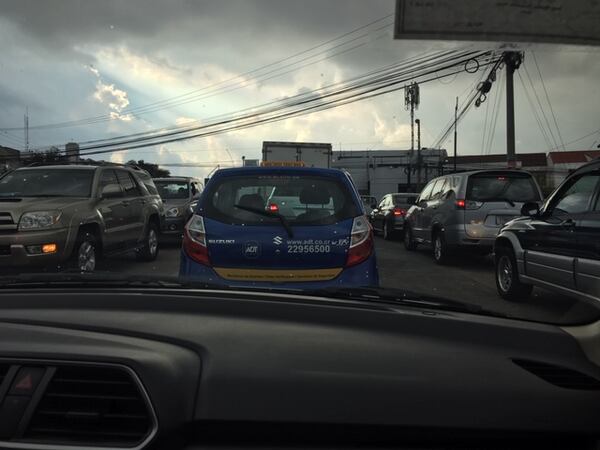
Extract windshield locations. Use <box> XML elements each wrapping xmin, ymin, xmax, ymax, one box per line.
<box><xmin>155</xmin><ymin>180</ymin><xmax>189</xmax><ymax>199</ymax></box>
<box><xmin>0</xmin><ymin>169</ymin><xmax>94</xmax><ymax>197</ymax></box>
<box><xmin>1</xmin><ymin>0</ymin><xmax>599</xmax><ymax>330</ymax></box>
<box><xmin>467</xmin><ymin>174</ymin><xmax>541</xmax><ymax>203</ymax></box>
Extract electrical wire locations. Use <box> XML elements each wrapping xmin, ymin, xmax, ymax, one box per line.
<box><xmin>532</xmin><ymin>51</ymin><xmax>566</xmax><ymax>151</ymax></box>
<box><xmin>523</xmin><ymin>60</ymin><xmax>559</xmax><ymax>151</ymax></box>
<box><xmin>2</xmin><ymin>14</ymin><xmax>395</xmax><ymax>132</ymax></box>
<box><xmin>517</xmin><ymin>70</ymin><xmax>554</xmax><ymax>152</ymax></box>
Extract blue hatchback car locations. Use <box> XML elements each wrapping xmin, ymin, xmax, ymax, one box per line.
<box><xmin>179</xmin><ymin>166</ymin><xmax>379</xmax><ymax>289</ymax></box>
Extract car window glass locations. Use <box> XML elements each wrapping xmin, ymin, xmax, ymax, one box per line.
<box><xmin>0</xmin><ymin>169</ymin><xmax>94</xmax><ymax>198</ymax></box>
<box><xmin>553</xmin><ymin>173</ymin><xmax>600</xmax><ymax>215</ymax></box>
<box><xmin>138</xmin><ymin>173</ymin><xmax>158</xmax><ymax>196</ymax></box>
<box><xmin>99</xmin><ymin>170</ymin><xmax>122</xmax><ymax>198</ymax></box>
<box><xmin>467</xmin><ymin>174</ymin><xmax>540</xmax><ymax>202</ymax></box>
<box><xmin>418</xmin><ymin>181</ymin><xmax>435</xmax><ymax>202</ymax></box>
<box><xmin>430</xmin><ymin>179</ymin><xmax>447</xmax><ymax>200</ymax></box>
<box><xmin>392</xmin><ymin>195</ymin><xmax>416</xmax><ymax>205</ymax></box>
<box><xmin>116</xmin><ymin>171</ymin><xmax>139</xmax><ymax>197</ymax></box>
<box><xmin>378</xmin><ymin>197</ymin><xmax>388</xmax><ymax>209</ymax></box>
<box><xmin>205</xmin><ymin>175</ymin><xmax>359</xmax><ymax>225</ymax></box>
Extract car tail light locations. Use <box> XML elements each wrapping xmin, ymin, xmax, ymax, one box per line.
<box><xmin>183</xmin><ymin>214</ymin><xmax>210</xmax><ymax>265</ymax></box>
<box><xmin>267</xmin><ymin>203</ymin><xmax>279</xmax><ymax>212</ymax></box>
<box><xmin>455</xmin><ymin>199</ymin><xmax>466</xmax><ymax>209</ymax></box>
<box><xmin>346</xmin><ymin>215</ymin><xmax>374</xmax><ymax>267</ymax></box>
<box><xmin>393</xmin><ymin>207</ymin><xmax>406</xmax><ymax>216</ymax></box>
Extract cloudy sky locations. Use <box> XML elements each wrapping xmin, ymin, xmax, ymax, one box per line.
<box><xmin>1</xmin><ymin>0</ymin><xmax>599</xmax><ymax>178</ymax></box>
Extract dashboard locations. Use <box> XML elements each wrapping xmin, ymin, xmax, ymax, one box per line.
<box><xmin>0</xmin><ymin>287</ymin><xmax>599</xmax><ymax>449</ymax></box>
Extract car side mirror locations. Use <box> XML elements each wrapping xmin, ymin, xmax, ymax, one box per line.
<box><xmin>521</xmin><ymin>202</ymin><xmax>540</xmax><ymax>217</ymax></box>
<box><xmin>371</xmin><ymin>208</ymin><xmax>378</xmax><ymax>214</ymax></box>
<box><xmin>418</xmin><ymin>200</ymin><xmax>427</xmax><ymax>208</ymax></box>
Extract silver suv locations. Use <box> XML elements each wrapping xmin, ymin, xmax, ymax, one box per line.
<box><xmin>404</xmin><ymin>170</ymin><xmax>543</xmax><ymax>264</ymax></box>
<box><xmin>153</xmin><ymin>177</ymin><xmax>203</xmax><ymax>237</ymax></box>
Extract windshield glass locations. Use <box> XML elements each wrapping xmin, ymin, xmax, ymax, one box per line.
<box><xmin>155</xmin><ymin>181</ymin><xmax>189</xmax><ymax>199</ymax></box>
<box><xmin>467</xmin><ymin>174</ymin><xmax>541</xmax><ymax>203</ymax></box>
<box><xmin>0</xmin><ymin>169</ymin><xmax>94</xmax><ymax>197</ymax></box>
<box><xmin>0</xmin><ymin>1</ymin><xmax>599</xmax><ymax>328</ymax></box>
<box><xmin>205</xmin><ymin>174</ymin><xmax>359</xmax><ymax>225</ymax></box>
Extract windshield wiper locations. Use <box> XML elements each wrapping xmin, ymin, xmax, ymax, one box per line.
<box><xmin>478</xmin><ymin>197</ymin><xmax>516</xmax><ymax>207</ymax></box>
<box><xmin>305</xmin><ymin>286</ymin><xmax>509</xmax><ymax>318</ymax></box>
<box><xmin>234</xmin><ymin>204</ymin><xmax>294</xmax><ymax>238</ymax></box>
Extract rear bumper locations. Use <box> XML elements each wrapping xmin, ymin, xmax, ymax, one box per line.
<box><xmin>392</xmin><ymin>217</ymin><xmax>406</xmax><ymax>231</ymax></box>
<box><xmin>0</xmin><ymin>228</ymin><xmax>72</xmax><ymax>268</ymax></box>
<box><xmin>179</xmin><ymin>252</ymin><xmax>379</xmax><ymax>289</ymax></box>
<box><xmin>443</xmin><ymin>225</ymin><xmax>496</xmax><ymax>251</ymax></box>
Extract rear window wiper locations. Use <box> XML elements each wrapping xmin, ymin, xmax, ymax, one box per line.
<box><xmin>234</xmin><ymin>204</ymin><xmax>294</xmax><ymax>238</ymax></box>
<box><xmin>306</xmin><ymin>286</ymin><xmax>509</xmax><ymax>318</ymax></box>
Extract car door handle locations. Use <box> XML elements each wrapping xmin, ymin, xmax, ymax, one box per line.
<box><xmin>121</xmin><ymin>200</ymin><xmax>130</xmax><ymax>207</ymax></box>
<box><xmin>562</xmin><ymin>218</ymin><xmax>576</xmax><ymax>229</ymax></box>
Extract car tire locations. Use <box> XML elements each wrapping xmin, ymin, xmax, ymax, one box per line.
<box><xmin>70</xmin><ymin>231</ymin><xmax>98</xmax><ymax>272</ymax></box>
<box><xmin>383</xmin><ymin>221</ymin><xmax>395</xmax><ymax>240</ymax></box>
<box><xmin>432</xmin><ymin>231</ymin><xmax>451</xmax><ymax>265</ymax></box>
<box><xmin>495</xmin><ymin>246</ymin><xmax>533</xmax><ymax>301</ymax></box>
<box><xmin>404</xmin><ymin>226</ymin><xmax>417</xmax><ymax>251</ymax></box>
<box><xmin>137</xmin><ymin>221</ymin><xmax>160</xmax><ymax>262</ymax></box>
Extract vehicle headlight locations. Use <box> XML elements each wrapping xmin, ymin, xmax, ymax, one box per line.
<box><xmin>166</xmin><ymin>206</ymin><xmax>180</xmax><ymax>217</ymax></box>
<box><xmin>18</xmin><ymin>211</ymin><xmax>62</xmax><ymax>230</ymax></box>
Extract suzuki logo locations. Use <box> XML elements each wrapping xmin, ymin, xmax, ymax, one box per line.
<box><xmin>273</xmin><ymin>236</ymin><xmax>283</xmax><ymax>245</ymax></box>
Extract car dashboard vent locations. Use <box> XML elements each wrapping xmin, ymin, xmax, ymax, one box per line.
<box><xmin>513</xmin><ymin>358</ymin><xmax>600</xmax><ymax>390</ymax></box>
<box><xmin>23</xmin><ymin>364</ymin><xmax>155</xmax><ymax>447</ymax></box>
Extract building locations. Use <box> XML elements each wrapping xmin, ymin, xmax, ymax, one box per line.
<box><xmin>547</xmin><ymin>150</ymin><xmax>600</xmax><ymax>189</ymax></box>
<box><xmin>332</xmin><ymin>149</ymin><xmax>448</xmax><ymax>201</ymax></box>
<box><xmin>0</xmin><ymin>146</ymin><xmax>21</xmax><ymax>173</ymax></box>
<box><xmin>65</xmin><ymin>142</ymin><xmax>80</xmax><ymax>163</ymax></box>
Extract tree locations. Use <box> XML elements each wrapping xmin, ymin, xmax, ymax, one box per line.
<box><xmin>126</xmin><ymin>159</ymin><xmax>170</xmax><ymax>177</ymax></box>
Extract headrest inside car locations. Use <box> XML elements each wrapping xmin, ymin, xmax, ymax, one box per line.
<box><xmin>299</xmin><ymin>185</ymin><xmax>330</xmax><ymax>204</ymax></box>
<box><xmin>238</xmin><ymin>194</ymin><xmax>265</xmax><ymax>210</ymax></box>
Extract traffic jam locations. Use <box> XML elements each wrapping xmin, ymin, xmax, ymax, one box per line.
<box><xmin>1</xmin><ymin>139</ymin><xmax>598</xmax><ymax>314</ymax></box>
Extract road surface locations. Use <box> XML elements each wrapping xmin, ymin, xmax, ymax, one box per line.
<box><xmin>99</xmin><ymin>235</ymin><xmax>599</xmax><ymax>325</ymax></box>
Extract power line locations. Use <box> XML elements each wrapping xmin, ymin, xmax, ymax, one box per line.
<box><xmin>517</xmin><ymin>70</ymin><xmax>554</xmax><ymax>152</ymax></box>
<box><xmin>522</xmin><ymin>59</ymin><xmax>559</xmax><ymax>151</ymax></box>
<box><xmin>532</xmin><ymin>51</ymin><xmax>566</xmax><ymax>151</ymax></box>
<box><xmin>72</xmin><ymin>55</ymin><xmax>495</xmax><ymax>160</ymax></box>
<box><xmin>2</xmin><ymin>14</ymin><xmax>395</xmax><ymax>132</ymax></box>
<box><xmin>73</xmin><ymin>50</ymin><xmax>488</xmax><ymax>154</ymax></box>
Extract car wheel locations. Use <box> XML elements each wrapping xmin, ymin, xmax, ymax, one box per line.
<box><xmin>432</xmin><ymin>231</ymin><xmax>451</xmax><ymax>265</ymax></box>
<box><xmin>495</xmin><ymin>246</ymin><xmax>532</xmax><ymax>301</ymax></box>
<box><xmin>71</xmin><ymin>231</ymin><xmax>98</xmax><ymax>272</ymax></box>
<box><xmin>137</xmin><ymin>221</ymin><xmax>160</xmax><ymax>262</ymax></box>
<box><xmin>383</xmin><ymin>221</ymin><xmax>394</xmax><ymax>240</ymax></box>
<box><xmin>404</xmin><ymin>226</ymin><xmax>417</xmax><ymax>251</ymax></box>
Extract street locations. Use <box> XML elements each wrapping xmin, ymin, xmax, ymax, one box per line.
<box><xmin>101</xmin><ymin>235</ymin><xmax>599</xmax><ymax>325</ymax></box>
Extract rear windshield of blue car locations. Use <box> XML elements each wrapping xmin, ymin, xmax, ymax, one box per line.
<box><xmin>466</xmin><ymin>172</ymin><xmax>541</xmax><ymax>203</ymax></box>
<box><xmin>203</xmin><ymin>174</ymin><xmax>360</xmax><ymax>225</ymax></box>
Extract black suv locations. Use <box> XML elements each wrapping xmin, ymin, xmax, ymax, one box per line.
<box><xmin>494</xmin><ymin>159</ymin><xmax>600</xmax><ymax>304</ymax></box>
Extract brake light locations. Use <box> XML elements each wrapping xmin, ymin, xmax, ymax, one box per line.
<box><xmin>346</xmin><ymin>215</ymin><xmax>374</xmax><ymax>267</ymax></box>
<box><xmin>267</xmin><ymin>203</ymin><xmax>279</xmax><ymax>212</ymax></box>
<box><xmin>393</xmin><ymin>207</ymin><xmax>406</xmax><ymax>216</ymax></box>
<box><xmin>183</xmin><ymin>214</ymin><xmax>210</xmax><ymax>265</ymax></box>
<box><xmin>455</xmin><ymin>199</ymin><xmax>466</xmax><ymax>209</ymax></box>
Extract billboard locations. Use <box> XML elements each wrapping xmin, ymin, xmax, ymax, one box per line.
<box><xmin>394</xmin><ymin>0</ymin><xmax>600</xmax><ymax>46</ymax></box>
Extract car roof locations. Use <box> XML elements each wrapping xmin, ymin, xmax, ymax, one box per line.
<box><xmin>572</xmin><ymin>158</ymin><xmax>600</xmax><ymax>176</ymax></box>
<box><xmin>16</xmin><ymin>165</ymin><xmax>97</xmax><ymax>171</ymax></box>
<box><xmin>153</xmin><ymin>177</ymin><xmax>195</xmax><ymax>181</ymax></box>
<box><xmin>212</xmin><ymin>166</ymin><xmax>348</xmax><ymax>179</ymax></box>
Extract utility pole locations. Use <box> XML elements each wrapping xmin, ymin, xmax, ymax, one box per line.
<box><xmin>504</xmin><ymin>52</ymin><xmax>522</xmax><ymax>167</ymax></box>
<box><xmin>405</xmin><ymin>82</ymin><xmax>420</xmax><ymax>191</ymax></box>
<box><xmin>416</xmin><ymin>119</ymin><xmax>422</xmax><ymax>189</ymax></box>
<box><xmin>453</xmin><ymin>97</ymin><xmax>458</xmax><ymax>173</ymax></box>
<box><xmin>24</xmin><ymin>107</ymin><xmax>29</xmax><ymax>153</ymax></box>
